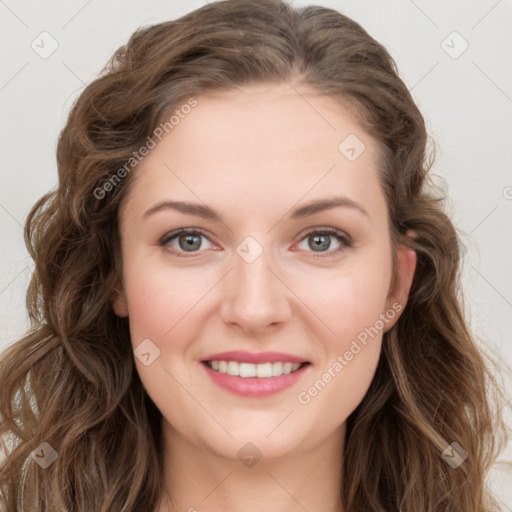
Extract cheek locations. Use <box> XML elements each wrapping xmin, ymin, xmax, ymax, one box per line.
<box><xmin>295</xmin><ymin>274</ymin><xmax>389</xmax><ymax>421</ymax></box>
<box><xmin>122</xmin><ymin>265</ymin><xmax>207</xmax><ymax>407</ymax></box>
<box><xmin>294</xmin><ymin>255</ymin><xmax>393</xmax><ymax>348</ymax></box>
<box><xmin>314</xmin><ymin>279</ymin><xmax>386</xmax><ymax>390</ymax></box>
<box><xmin>122</xmin><ymin>259</ymin><xmax>210</xmax><ymax>344</ymax></box>
<box><xmin>293</xmin><ymin>252</ymin><xmax>392</xmax><ymax>409</ymax></box>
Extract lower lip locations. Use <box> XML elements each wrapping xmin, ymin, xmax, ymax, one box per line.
<box><xmin>201</xmin><ymin>362</ymin><xmax>310</xmax><ymax>398</ymax></box>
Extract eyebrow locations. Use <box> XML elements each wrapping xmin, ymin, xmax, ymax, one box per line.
<box><xmin>142</xmin><ymin>195</ymin><xmax>369</xmax><ymax>222</ymax></box>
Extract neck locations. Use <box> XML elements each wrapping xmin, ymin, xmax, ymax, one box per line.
<box><xmin>155</xmin><ymin>420</ymin><xmax>345</xmax><ymax>512</ymax></box>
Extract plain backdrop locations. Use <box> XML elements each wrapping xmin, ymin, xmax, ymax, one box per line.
<box><xmin>1</xmin><ymin>0</ymin><xmax>511</xmax><ymax>508</ymax></box>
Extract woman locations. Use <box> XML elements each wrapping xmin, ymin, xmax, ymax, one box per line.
<box><xmin>0</xmin><ymin>0</ymin><xmax>508</xmax><ymax>510</ymax></box>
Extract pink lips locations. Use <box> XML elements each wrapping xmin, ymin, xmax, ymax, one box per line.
<box><xmin>201</xmin><ymin>350</ymin><xmax>311</xmax><ymax>398</ymax></box>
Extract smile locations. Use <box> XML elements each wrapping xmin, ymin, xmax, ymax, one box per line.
<box><xmin>200</xmin><ymin>358</ymin><xmax>311</xmax><ymax>398</ymax></box>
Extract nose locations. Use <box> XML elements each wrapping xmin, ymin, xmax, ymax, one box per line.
<box><xmin>219</xmin><ymin>243</ymin><xmax>292</xmax><ymax>337</ymax></box>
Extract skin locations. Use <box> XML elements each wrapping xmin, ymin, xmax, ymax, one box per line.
<box><xmin>113</xmin><ymin>82</ymin><xmax>416</xmax><ymax>512</ymax></box>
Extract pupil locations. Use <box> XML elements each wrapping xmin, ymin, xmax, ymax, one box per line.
<box><xmin>180</xmin><ymin>234</ymin><xmax>201</xmax><ymax>251</ymax></box>
<box><xmin>310</xmin><ymin>234</ymin><xmax>329</xmax><ymax>251</ymax></box>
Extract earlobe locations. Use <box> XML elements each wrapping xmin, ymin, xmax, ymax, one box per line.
<box><xmin>385</xmin><ymin>238</ymin><xmax>417</xmax><ymax>330</ymax></box>
<box><xmin>112</xmin><ymin>284</ymin><xmax>129</xmax><ymax>317</ymax></box>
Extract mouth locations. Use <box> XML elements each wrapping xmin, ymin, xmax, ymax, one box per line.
<box><xmin>200</xmin><ymin>351</ymin><xmax>311</xmax><ymax>397</ymax></box>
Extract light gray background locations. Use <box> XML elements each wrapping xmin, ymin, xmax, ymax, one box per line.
<box><xmin>1</xmin><ymin>0</ymin><xmax>511</xmax><ymax>508</ymax></box>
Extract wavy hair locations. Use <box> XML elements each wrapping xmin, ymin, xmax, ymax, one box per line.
<box><xmin>0</xmin><ymin>0</ymin><xmax>508</xmax><ymax>510</ymax></box>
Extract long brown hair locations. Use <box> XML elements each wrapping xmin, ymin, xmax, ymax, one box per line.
<box><xmin>0</xmin><ymin>0</ymin><xmax>508</xmax><ymax>510</ymax></box>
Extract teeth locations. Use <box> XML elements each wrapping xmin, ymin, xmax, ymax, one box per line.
<box><xmin>206</xmin><ymin>360</ymin><xmax>302</xmax><ymax>378</ymax></box>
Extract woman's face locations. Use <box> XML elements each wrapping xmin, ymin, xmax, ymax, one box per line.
<box><xmin>114</xmin><ymin>83</ymin><xmax>416</xmax><ymax>461</ymax></box>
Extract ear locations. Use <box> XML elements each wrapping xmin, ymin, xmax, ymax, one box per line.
<box><xmin>112</xmin><ymin>283</ymin><xmax>129</xmax><ymax>317</ymax></box>
<box><xmin>384</xmin><ymin>232</ymin><xmax>417</xmax><ymax>331</ymax></box>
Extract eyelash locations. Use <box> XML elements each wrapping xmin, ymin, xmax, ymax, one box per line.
<box><xmin>159</xmin><ymin>227</ymin><xmax>352</xmax><ymax>259</ymax></box>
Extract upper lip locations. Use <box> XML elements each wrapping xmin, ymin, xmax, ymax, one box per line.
<box><xmin>202</xmin><ymin>351</ymin><xmax>309</xmax><ymax>364</ymax></box>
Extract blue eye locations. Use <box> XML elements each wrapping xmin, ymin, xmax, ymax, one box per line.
<box><xmin>159</xmin><ymin>228</ymin><xmax>213</xmax><ymax>257</ymax></box>
<box><xmin>295</xmin><ymin>227</ymin><xmax>352</xmax><ymax>258</ymax></box>
<box><xmin>159</xmin><ymin>227</ymin><xmax>351</xmax><ymax>258</ymax></box>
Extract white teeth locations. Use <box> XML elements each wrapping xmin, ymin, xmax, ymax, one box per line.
<box><xmin>206</xmin><ymin>360</ymin><xmax>302</xmax><ymax>378</ymax></box>
<box><xmin>239</xmin><ymin>363</ymin><xmax>256</xmax><ymax>377</ymax></box>
<box><xmin>256</xmin><ymin>362</ymin><xmax>272</xmax><ymax>378</ymax></box>
<box><xmin>272</xmin><ymin>362</ymin><xmax>283</xmax><ymax>376</ymax></box>
<box><xmin>227</xmin><ymin>361</ymin><xmax>238</xmax><ymax>376</ymax></box>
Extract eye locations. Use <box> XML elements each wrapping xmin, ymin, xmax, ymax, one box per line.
<box><xmin>159</xmin><ymin>228</ymin><xmax>215</xmax><ymax>257</ymax></box>
<box><xmin>159</xmin><ymin>226</ymin><xmax>352</xmax><ymax>259</ymax></box>
<box><xmin>295</xmin><ymin>227</ymin><xmax>352</xmax><ymax>258</ymax></box>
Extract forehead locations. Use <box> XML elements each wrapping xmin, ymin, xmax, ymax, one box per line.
<box><xmin>120</xmin><ymin>83</ymin><xmax>387</xmax><ymax>225</ymax></box>
<box><xmin>168</xmin><ymin>83</ymin><xmax>373</xmax><ymax>163</ymax></box>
